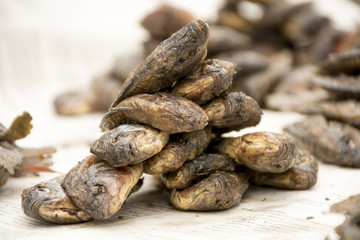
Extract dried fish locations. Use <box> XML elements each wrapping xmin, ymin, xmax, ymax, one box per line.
<box><xmin>203</xmin><ymin>92</ymin><xmax>262</xmax><ymax>131</ymax></box>
<box><xmin>241</xmin><ymin>50</ymin><xmax>292</xmax><ymax>104</ymax></box>
<box><xmin>299</xmin><ymin>100</ymin><xmax>360</xmax><ymax>129</ymax></box>
<box><xmin>63</xmin><ymin>155</ymin><xmax>142</xmax><ymax>220</ymax></box>
<box><xmin>331</xmin><ymin>194</ymin><xmax>360</xmax><ymax>240</ymax></box>
<box><xmin>331</xmin><ymin>194</ymin><xmax>360</xmax><ymax>217</ymax></box>
<box><xmin>314</xmin><ymin>50</ymin><xmax>360</xmax><ymax>99</ymax></box>
<box><xmin>284</xmin><ymin>115</ymin><xmax>360</xmax><ymax>167</ymax></box>
<box><xmin>22</xmin><ymin>175</ymin><xmax>92</xmax><ymax>224</ymax></box>
<box><xmin>143</xmin><ymin>127</ymin><xmax>212</xmax><ymax>175</ymax></box>
<box><xmin>338</xmin><ymin>213</ymin><xmax>360</xmax><ymax>240</ymax></box>
<box><xmin>162</xmin><ymin>153</ymin><xmax>236</xmax><ymax>190</ymax></box>
<box><xmin>111</xmin><ymin>20</ymin><xmax>209</xmax><ymax>106</ymax></box>
<box><xmin>91</xmin><ymin>124</ymin><xmax>169</xmax><ymax>167</ymax></box>
<box><xmin>170</xmin><ymin>172</ymin><xmax>249</xmax><ymax>211</ymax></box>
<box><xmin>110</xmin><ymin>54</ymin><xmax>143</xmax><ymax>82</ymax></box>
<box><xmin>218</xmin><ymin>132</ymin><xmax>296</xmax><ymax>173</ymax></box>
<box><xmin>214</xmin><ymin>50</ymin><xmax>269</xmax><ymax>79</ymax></box>
<box><xmin>265</xmin><ymin>65</ymin><xmax>329</xmax><ymax>111</ymax></box>
<box><xmin>248</xmin><ymin>149</ymin><xmax>318</xmax><ymax>190</ymax></box>
<box><xmin>90</xmin><ymin>74</ymin><xmax>124</xmax><ymax>111</ymax></box>
<box><xmin>101</xmin><ymin>93</ymin><xmax>209</xmax><ymax>134</ymax></box>
<box><xmin>54</xmin><ymin>91</ymin><xmax>97</xmax><ymax>116</ymax></box>
<box><xmin>141</xmin><ymin>5</ymin><xmax>196</xmax><ymax>39</ymax></box>
<box><xmin>171</xmin><ymin>59</ymin><xmax>234</xmax><ymax>105</ymax></box>
<box><xmin>207</xmin><ymin>25</ymin><xmax>250</xmax><ymax>56</ymax></box>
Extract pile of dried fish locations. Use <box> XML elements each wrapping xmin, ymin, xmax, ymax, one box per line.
<box><xmin>0</xmin><ymin>112</ymin><xmax>56</xmax><ymax>188</ymax></box>
<box><xmin>283</xmin><ymin>50</ymin><xmax>360</xmax><ymax>168</ymax></box>
<box><xmin>23</xmin><ymin>20</ymin><xmax>320</xmax><ymax>224</ymax></box>
<box><xmin>331</xmin><ymin>194</ymin><xmax>360</xmax><ymax>240</ymax></box>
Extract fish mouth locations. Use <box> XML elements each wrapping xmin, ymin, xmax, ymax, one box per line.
<box><xmin>195</xmin><ymin>20</ymin><xmax>209</xmax><ymax>38</ymax></box>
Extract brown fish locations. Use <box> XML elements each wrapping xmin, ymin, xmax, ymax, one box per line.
<box><xmin>284</xmin><ymin>115</ymin><xmax>360</xmax><ymax>167</ymax></box>
<box><xmin>101</xmin><ymin>93</ymin><xmax>209</xmax><ymax>134</ymax></box>
<box><xmin>218</xmin><ymin>132</ymin><xmax>296</xmax><ymax>173</ymax></box>
<box><xmin>111</xmin><ymin>20</ymin><xmax>209</xmax><ymax>107</ymax></box>
<box><xmin>54</xmin><ymin>91</ymin><xmax>97</xmax><ymax>116</ymax></box>
<box><xmin>171</xmin><ymin>59</ymin><xmax>234</xmax><ymax>105</ymax></box>
<box><xmin>143</xmin><ymin>127</ymin><xmax>212</xmax><ymax>175</ymax></box>
<box><xmin>22</xmin><ymin>175</ymin><xmax>92</xmax><ymax>224</ymax></box>
<box><xmin>170</xmin><ymin>172</ymin><xmax>249</xmax><ymax>211</ymax></box>
<box><xmin>203</xmin><ymin>92</ymin><xmax>262</xmax><ymax>131</ymax></box>
<box><xmin>207</xmin><ymin>25</ymin><xmax>250</xmax><ymax>56</ymax></box>
<box><xmin>91</xmin><ymin>124</ymin><xmax>169</xmax><ymax>167</ymax></box>
<box><xmin>141</xmin><ymin>4</ymin><xmax>196</xmax><ymax>40</ymax></box>
<box><xmin>63</xmin><ymin>155</ymin><xmax>143</xmax><ymax>220</ymax></box>
<box><xmin>162</xmin><ymin>153</ymin><xmax>235</xmax><ymax>190</ymax></box>
<box><xmin>248</xmin><ymin>149</ymin><xmax>318</xmax><ymax>190</ymax></box>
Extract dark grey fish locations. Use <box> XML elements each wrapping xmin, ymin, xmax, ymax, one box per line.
<box><xmin>111</xmin><ymin>20</ymin><xmax>209</xmax><ymax>107</ymax></box>
<box><xmin>162</xmin><ymin>153</ymin><xmax>235</xmax><ymax>189</ymax></box>
<box><xmin>21</xmin><ymin>175</ymin><xmax>92</xmax><ymax>224</ymax></box>
<box><xmin>170</xmin><ymin>172</ymin><xmax>249</xmax><ymax>211</ymax></box>
<box><xmin>101</xmin><ymin>93</ymin><xmax>209</xmax><ymax>134</ymax></box>
<box><xmin>63</xmin><ymin>155</ymin><xmax>143</xmax><ymax>220</ymax></box>
<box><xmin>91</xmin><ymin>124</ymin><xmax>169</xmax><ymax>167</ymax></box>
<box><xmin>284</xmin><ymin>115</ymin><xmax>360</xmax><ymax>167</ymax></box>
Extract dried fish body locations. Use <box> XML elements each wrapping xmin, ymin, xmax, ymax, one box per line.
<box><xmin>241</xmin><ymin>50</ymin><xmax>292</xmax><ymax>104</ymax></box>
<box><xmin>141</xmin><ymin>5</ymin><xmax>196</xmax><ymax>40</ymax></box>
<box><xmin>162</xmin><ymin>153</ymin><xmax>236</xmax><ymax>190</ymax></box>
<box><xmin>331</xmin><ymin>194</ymin><xmax>360</xmax><ymax>217</ymax></box>
<box><xmin>313</xmin><ymin>50</ymin><xmax>360</xmax><ymax>99</ymax></box>
<box><xmin>265</xmin><ymin>65</ymin><xmax>330</xmax><ymax>111</ymax></box>
<box><xmin>207</xmin><ymin>25</ymin><xmax>251</xmax><ymax>56</ymax></box>
<box><xmin>338</xmin><ymin>213</ymin><xmax>360</xmax><ymax>240</ymax></box>
<box><xmin>214</xmin><ymin>50</ymin><xmax>269</xmax><ymax>79</ymax></box>
<box><xmin>284</xmin><ymin>115</ymin><xmax>360</xmax><ymax>167</ymax></box>
<box><xmin>110</xmin><ymin>54</ymin><xmax>144</xmax><ymax>82</ymax></box>
<box><xmin>54</xmin><ymin>91</ymin><xmax>98</xmax><ymax>116</ymax></box>
<box><xmin>248</xmin><ymin>149</ymin><xmax>318</xmax><ymax>190</ymax></box>
<box><xmin>217</xmin><ymin>9</ymin><xmax>253</xmax><ymax>34</ymax></box>
<box><xmin>218</xmin><ymin>132</ymin><xmax>296</xmax><ymax>173</ymax></box>
<box><xmin>331</xmin><ymin>194</ymin><xmax>360</xmax><ymax>240</ymax></box>
<box><xmin>90</xmin><ymin>75</ymin><xmax>124</xmax><ymax>111</ymax></box>
<box><xmin>170</xmin><ymin>172</ymin><xmax>249</xmax><ymax>211</ymax></box>
<box><xmin>0</xmin><ymin>167</ymin><xmax>10</xmax><ymax>187</ymax></box>
<box><xmin>171</xmin><ymin>59</ymin><xmax>234</xmax><ymax>105</ymax></box>
<box><xmin>143</xmin><ymin>127</ymin><xmax>212</xmax><ymax>175</ymax></box>
<box><xmin>63</xmin><ymin>155</ymin><xmax>143</xmax><ymax>220</ymax></box>
<box><xmin>90</xmin><ymin>124</ymin><xmax>169</xmax><ymax>167</ymax></box>
<box><xmin>203</xmin><ymin>92</ymin><xmax>262</xmax><ymax>131</ymax></box>
<box><xmin>299</xmin><ymin>100</ymin><xmax>360</xmax><ymax>129</ymax></box>
<box><xmin>101</xmin><ymin>93</ymin><xmax>209</xmax><ymax>134</ymax></box>
<box><xmin>111</xmin><ymin>20</ymin><xmax>209</xmax><ymax>106</ymax></box>
<box><xmin>22</xmin><ymin>175</ymin><xmax>92</xmax><ymax>224</ymax></box>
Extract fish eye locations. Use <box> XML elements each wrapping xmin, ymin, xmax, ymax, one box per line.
<box><xmin>36</xmin><ymin>185</ymin><xmax>51</xmax><ymax>194</ymax></box>
<box><xmin>91</xmin><ymin>184</ymin><xmax>106</xmax><ymax>196</ymax></box>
